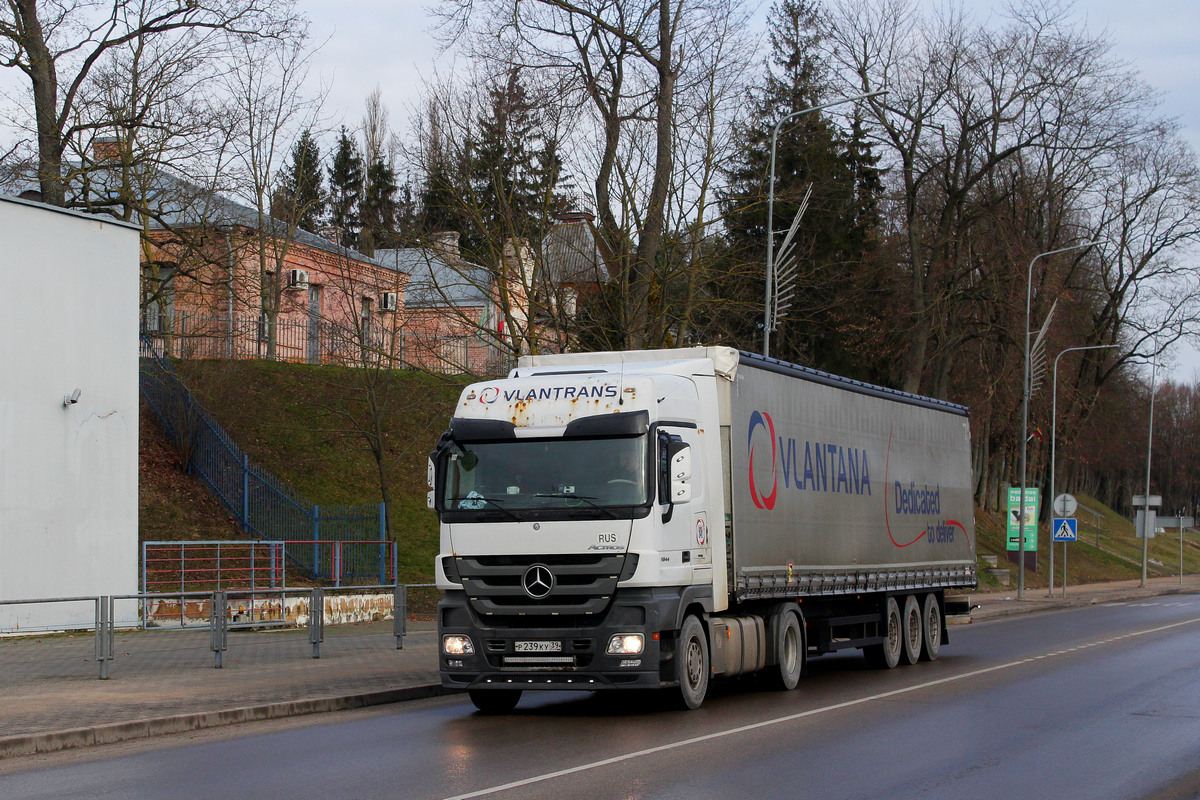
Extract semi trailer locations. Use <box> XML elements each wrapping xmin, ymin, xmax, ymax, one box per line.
<box><xmin>428</xmin><ymin>347</ymin><xmax>976</xmax><ymax>711</ymax></box>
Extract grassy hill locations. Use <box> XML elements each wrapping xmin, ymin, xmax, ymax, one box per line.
<box><xmin>140</xmin><ymin>359</ymin><xmax>1198</xmax><ymax>590</ymax></box>
<box><xmin>974</xmin><ymin>497</ymin><xmax>1200</xmax><ymax>591</ymax></box>
<box><xmin>140</xmin><ymin>359</ymin><xmax>468</xmax><ymax>584</ymax></box>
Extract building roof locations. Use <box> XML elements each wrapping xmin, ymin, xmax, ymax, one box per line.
<box><xmin>374</xmin><ymin>248</ymin><xmax>492</xmax><ymax>308</ymax></box>
<box><xmin>3</xmin><ymin>163</ymin><xmax>387</xmax><ymax>268</ymax></box>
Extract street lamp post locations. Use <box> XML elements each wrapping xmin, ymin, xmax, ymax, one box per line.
<box><xmin>1018</xmin><ymin>242</ymin><xmax>1097</xmax><ymax>600</ymax></box>
<box><xmin>764</xmin><ymin>90</ymin><xmax>886</xmax><ymax>358</ymax></box>
<box><xmin>1048</xmin><ymin>344</ymin><xmax>1117</xmax><ymax>597</ymax></box>
<box><xmin>1141</xmin><ymin>352</ymin><xmax>1161</xmax><ymax>588</ymax></box>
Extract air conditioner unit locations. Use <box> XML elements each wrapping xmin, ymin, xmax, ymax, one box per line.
<box><xmin>288</xmin><ymin>269</ymin><xmax>309</xmax><ymax>289</ymax></box>
<box><xmin>381</xmin><ymin>291</ymin><xmax>398</xmax><ymax>311</ymax></box>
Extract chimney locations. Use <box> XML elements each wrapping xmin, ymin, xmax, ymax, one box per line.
<box><xmin>554</xmin><ymin>209</ymin><xmax>595</xmax><ymax>224</ymax></box>
<box><xmin>430</xmin><ymin>231</ymin><xmax>460</xmax><ymax>262</ymax></box>
<box><xmin>92</xmin><ymin>137</ymin><xmax>121</xmax><ymax>162</ymax></box>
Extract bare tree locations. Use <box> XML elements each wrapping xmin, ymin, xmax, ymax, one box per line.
<box><xmin>0</xmin><ymin>0</ymin><xmax>304</xmax><ymax>207</ymax></box>
<box><xmin>218</xmin><ymin>31</ymin><xmax>325</xmax><ymax>359</ymax></box>
<box><xmin>437</xmin><ymin>0</ymin><xmax>752</xmax><ymax>349</ymax></box>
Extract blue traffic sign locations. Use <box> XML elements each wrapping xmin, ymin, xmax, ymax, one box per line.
<box><xmin>1052</xmin><ymin>517</ymin><xmax>1078</xmax><ymax>542</ymax></box>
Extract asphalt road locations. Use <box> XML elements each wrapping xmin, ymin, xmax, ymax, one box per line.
<box><xmin>4</xmin><ymin>595</ymin><xmax>1200</xmax><ymax>800</ymax></box>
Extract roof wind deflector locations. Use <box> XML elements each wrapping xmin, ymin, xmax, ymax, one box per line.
<box><xmin>564</xmin><ymin>409</ymin><xmax>649</xmax><ymax>438</ymax></box>
<box><xmin>449</xmin><ymin>417</ymin><xmax>516</xmax><ymax>440</ymax></box>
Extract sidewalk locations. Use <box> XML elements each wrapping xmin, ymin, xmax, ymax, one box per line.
<box><xmin>3</xmin><ymin>574</ymin><xmax>1199</xmax><ymax>759</ymax></box>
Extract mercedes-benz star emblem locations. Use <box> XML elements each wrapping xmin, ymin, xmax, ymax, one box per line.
<box><xmin>522</xmin><ymin>564</ymin><xmax>554</xmax><ymax>599</ymax></box>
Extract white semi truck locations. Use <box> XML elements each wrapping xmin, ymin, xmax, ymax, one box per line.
<box><xmin>429</xmin><ymin>347</ymin><xmax>976</xmax><ymax>711</ymax></box>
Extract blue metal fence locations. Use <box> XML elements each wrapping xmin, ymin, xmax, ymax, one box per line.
<box><xmin>139</xmin><ymin>338</ymin><xmax>387</xmax><ymax>581</ymax></box>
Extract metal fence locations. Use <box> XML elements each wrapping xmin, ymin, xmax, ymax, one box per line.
<box><xmin>0</xmin><ymin>586</ymin><xmax>418</xmax><ymax>680</ymax></box>
<box><xmin>139</xmin><ymin>339</ymin><xmax>386</xmax><ymax>567</ymax></box>
<box><xmin>141</xmin><ymin>311</ymin><xmax>510</xmax><ymax>375</ymax></box>
<box><xmin>142</xmin><ymin>540</ymin><xmax>399</xmax><ymax>596</ymax></box>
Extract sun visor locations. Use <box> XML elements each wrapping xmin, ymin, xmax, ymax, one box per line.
<box><xmin>449</xmin><ymin>417</ymin><xmax>516</xmax><ymax>441</ymax></box>
<box><xmin>563</xmin><ymin>409</ymin><xmax>649</xmax><ymax>438</ymax></box>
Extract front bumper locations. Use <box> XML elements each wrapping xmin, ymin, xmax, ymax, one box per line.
<box><xmin>437</xmin><ymin>588</ymin><xmax>685</xmax><ymax>691</ymax></box>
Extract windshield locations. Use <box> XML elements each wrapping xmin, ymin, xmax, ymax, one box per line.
<box><xmin>441</xmin><ymin>435</ymin><xmax>649</xmax><ymax>516</ymax></box>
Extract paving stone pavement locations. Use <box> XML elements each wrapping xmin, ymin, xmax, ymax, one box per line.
<box><xmin>2</xmin><ymin>575</ymin><xmax>1198</xmax><ymax>758</ymax></box>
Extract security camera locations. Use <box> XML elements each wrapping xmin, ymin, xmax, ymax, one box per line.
<box><xmin>63</xmin><ymin>388</ymin><xmax>81</xmax><ymax>406</ymax></box>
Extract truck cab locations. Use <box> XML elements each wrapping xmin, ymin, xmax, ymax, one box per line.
<box><xmin>429</xmin><ymin>356</ymin><xmax>724</xmax><ymax>712</ymax></box>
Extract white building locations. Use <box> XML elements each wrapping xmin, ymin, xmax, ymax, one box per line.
<box><xmin>0</xmin><ymin>196</ymin><xmax>140</xmax><ymax>631</ymax></box>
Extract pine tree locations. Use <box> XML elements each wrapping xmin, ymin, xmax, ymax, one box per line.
<box><xmin>275</xmin><ymin>128</ymin><xmax>324</xmax><ymax>233</ymax></box>
<box><xmin>360</xmin><ymin>156</ymin><xmax>398</xmax><ymax>255</ymax></box>
<box><xmin>466</xmin><ymin>68</ymin><xmax>567</xmax><ymax>253</ymax></box>
<box><xmin>716</xmin><ymin>0</ymin><xmax>882</xmax><ymax>372</ymax></box>
<box><xmin>328</xmin><ymin>126</ymin><xmax>364</xmax><ymax>248</ymax></box>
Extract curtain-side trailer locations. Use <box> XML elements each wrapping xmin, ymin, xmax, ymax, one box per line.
<box><xmin>430</xmin><ymin>347</ymin><xmax>976</xmax><ymax>711</ymax></box>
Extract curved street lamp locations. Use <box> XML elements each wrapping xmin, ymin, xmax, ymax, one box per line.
<box><xmin>1017</xmin><ymin>241</ymin><xmax>1098</xmax><ymax>599</ymax></box>
<box><xmin>1048</xmin><ymin>343</ymin><xmax>1118</xmax><ymax>597</ymax></box>
<box><xmin>763</xmin><ymin>90</ymin><xmax>887</xmax><ymax>358</ymax></box>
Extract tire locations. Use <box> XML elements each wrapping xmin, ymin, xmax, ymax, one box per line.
<box><xmin>767</xmin><ymin>605</ymin><xmax>805</xmax><ymax>691</ymax></box>
<box><xmin>675</xmin><ymin>615</ymin><xmax>709</xmax><ymax>710</ymax></box>
<box><xmin>468</xmin><ymin>688</ymin><xmax>522</xmax><ymax>714</ymax></box>
<box><xmin>865</xmin><ymin>596</ymin><xmax>902</xmax><ymax>669</ymax></box>
<box><xmin>920</xmin><ymin>593</ymin><xmax>942</xmax><ymax>662</ymax></box>
<box><xmin>900</xmin><ymin>594</ymin><xmax>922</xmax><ymax>665</ymax></box>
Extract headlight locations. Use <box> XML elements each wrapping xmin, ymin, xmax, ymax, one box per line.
<box><xmin>606</xmin><ymin>633</ymin><xmax>644</xmax><ymax>655</ymax></box>
<box><xmin>443</xmin><ymin>634</ymin><xmax>475</xmax><ymax>656</ymax></box>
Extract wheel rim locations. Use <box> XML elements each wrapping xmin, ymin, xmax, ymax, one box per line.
<box><xmin>686</xmin><ymin>637</ymin><xmax>704</xmax><ymax>689</ymax></box>
<box><xmin>907</xmin><ymin>606</ymin><xmax>921</xmax><ymax>651</ymax></box>
<box><xmin>887</xmin><ymin>610</ymin><xmax>900</xmax><ymax>653</ymax></box>
<box><xmin>782</xmin><ymin>625</ymin><xmax>798</xmax><ymax>672</ymax></box>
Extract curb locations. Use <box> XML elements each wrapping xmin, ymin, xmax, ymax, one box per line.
<box><xmin>0</xmin><ymin>684</ymin><xmax>451</xmax><ymax>759</ymax></box>
<box><xmin>967</xmin><ymin>583</ymin><xmax>1200</xmax><ymax>623</ymax></box>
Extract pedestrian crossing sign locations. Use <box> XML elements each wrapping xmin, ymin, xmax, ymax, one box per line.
<box><xmin>1052</xmin><ymin>517</ymin><xmax>1078</xmax><ymax>542</ymax></box>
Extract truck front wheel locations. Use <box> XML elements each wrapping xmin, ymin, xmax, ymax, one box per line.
<box><xmin>468</xmin><ymin>688</ymin><xmax>522</xmax><ymax>714</ymax></box>
<box><xmin>675</xmin><ymin>616</ymin><xmax>709</xmax><ymax>710</ymax></box>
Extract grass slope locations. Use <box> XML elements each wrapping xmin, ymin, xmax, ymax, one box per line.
<box><xmin>147</xmin><ymin>360</ymin><xmax>468</xmax><ymax>584</ymax></box>
<box><xmin>143</xmin><ymin>360</ymin><xmax>1198</xmax><ymax>591</ymax></box>
<box><xmin>974</xmin><ymin>495</ymin><xmax>1200</xmax><ymax>590</ymax></box>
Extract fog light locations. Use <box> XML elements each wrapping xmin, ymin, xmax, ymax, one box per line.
<box><xmin>443</xmin><ymin>634</ymin><xmax>474</xmax><ymax>656</ymax></box>
<box><xmin>606</xmin><ymin>633</ymin><xmax>644</xmax><ymax>655</ymax></box>
<box><xmin>620</xmin><ymin>659</ymin><xmax>642</xmax><ymax>668</ymax></box>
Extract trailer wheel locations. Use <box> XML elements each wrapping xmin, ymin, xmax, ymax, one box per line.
<box><xmin>900</xmin><ymin>595</ymin><xmax>923</xmax><ymax>665</ymax></box>
<box><xmin>468</xmin><ymin>688</ymin><xmax>522</xmax><ymax>714</ymax></box>
<box><xmin>675</xmin><ymin>615</ymin><xmax>709</xmax><ymax>709</ymax></box>
<box><xmin>865</xmin><ymin>596</ymin><xmax>902</xmax><ymax>669</ymax></box>
<box><xmin>920</xmin><ymin>593</ymin><xmax>942</xmax><ymax>662</ymax></box>
<box><xmin>765</xmin><ymin>605</ymin><xmax>805</xmax><ymax>691</ymax></box>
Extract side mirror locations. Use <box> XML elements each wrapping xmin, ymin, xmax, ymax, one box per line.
<box><xmin>427</xmin><ymin>456</ymin><xmax>436</xmax><ymax>510</ymax></box>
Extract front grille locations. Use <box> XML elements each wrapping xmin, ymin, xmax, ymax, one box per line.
<box><xmin>444</xmin><ymin>553</ymin><xmax>638</xmax><ymax>624</ymax></box>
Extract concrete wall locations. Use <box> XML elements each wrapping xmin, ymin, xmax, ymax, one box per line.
<box><xmin>0</xmin><ymin>196</ymin><xmax>140</xmax><ymax>631</ymax></box>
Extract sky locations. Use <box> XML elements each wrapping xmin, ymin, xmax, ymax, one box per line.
<box><xmin>296</xmin><ymin>0</ymin><xmax>1200</xmax><ymax>381</ymax></box>
<box><xmin>0</xmin><ymin>1</ymin><xmax>1193</xmax><ymax>376</ymax></box>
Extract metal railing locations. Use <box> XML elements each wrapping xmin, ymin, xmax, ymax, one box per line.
<box><xmin>140</xmin><ymin>311</ymin><xmax>509</xmax><ymax>375</ymax></box>
<box><xmin>0</xmin><ymin>585</ymin><xmax>425</xmax><ymax>680</ymax></box>
<box><xmin>142</xmin><ymin>540</ymin><xmax>399</xmax><ymax>600</ymax></box>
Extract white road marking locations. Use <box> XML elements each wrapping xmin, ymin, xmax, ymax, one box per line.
<box><xmin>441</xmin><ymin>615</ymin><xmax>1200</xmax><ymax>800</ymax></box>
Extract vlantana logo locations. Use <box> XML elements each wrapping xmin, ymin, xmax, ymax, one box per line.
<box><xmin>747</xmin><ymin>410</ymin><xmax>777</xmax><ymax>510</ymax></box>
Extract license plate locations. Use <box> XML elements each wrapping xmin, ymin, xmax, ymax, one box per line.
<box><xmin>514</xmin><ymin>640</ymin><xmax>562</xmax><ymax>652</ymax></box>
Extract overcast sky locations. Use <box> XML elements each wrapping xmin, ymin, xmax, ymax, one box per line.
<box><xmin>297</xmin><ymin>0</ymin><xmax>1200</xmax><ymax>379</ymax></box>
<box><xmin>300</xmin><ymin>0</ymin><xmax>1200</xmax><ymax>155</ymax></box>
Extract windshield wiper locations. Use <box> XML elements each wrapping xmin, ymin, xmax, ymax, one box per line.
<box><xmin>460</xmin><ymin>495</ymin><xmax>521</xmax><ymax>522</ymax></box>
<box><xmin>533</xmin><ymin>492</ymin><xmax>620</xmax><ymax>520</ymax></box>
